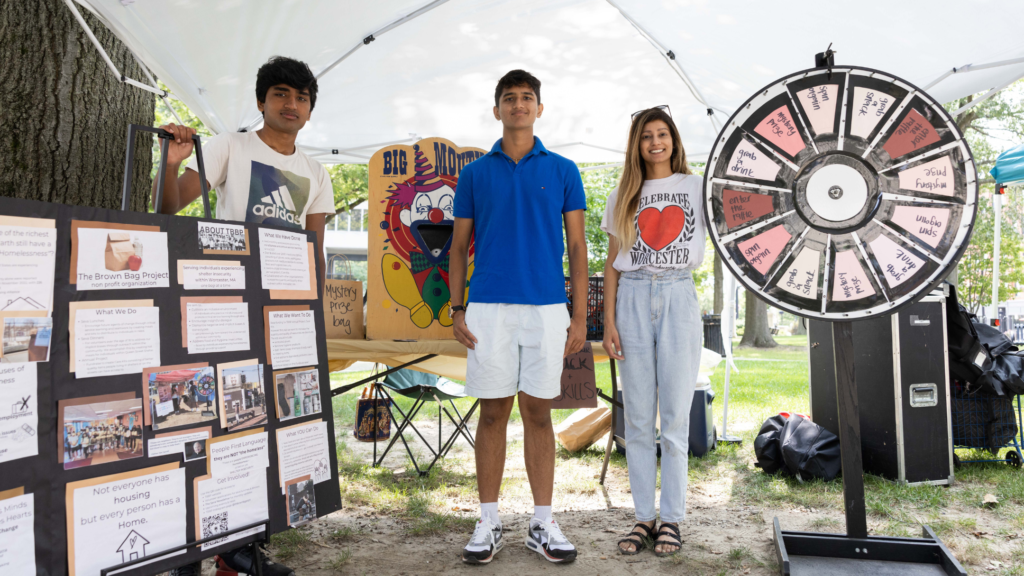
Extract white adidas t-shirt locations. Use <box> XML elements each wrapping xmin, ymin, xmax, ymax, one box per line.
<box><xmin>600</xmin><ymin>173</ymin><xmax>706</xmax><ymax>273</ymax></box>
<box><xmin>186</xmin><ymin>131</ymin><xmax>335</xmax><ymax>229</ymax></box>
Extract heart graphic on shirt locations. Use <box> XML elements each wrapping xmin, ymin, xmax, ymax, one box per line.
<box><xmin>638</xmin><ymin>206</ymin><xmax>685</xmax><ymax>251</ymax></box>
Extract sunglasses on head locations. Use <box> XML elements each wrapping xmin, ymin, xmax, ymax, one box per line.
<box><xmin>631</xmin><ymin>105</ymin><xmax>672</xmax><ymax>122</ymax></box>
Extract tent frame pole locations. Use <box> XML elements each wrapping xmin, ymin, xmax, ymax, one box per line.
<box><xmin>605</xmin><ymin>0</ymin><xmax>725</xmax><ymax>133</ymax></box>
<box><xmin>60</xmin><ymin>0</ymin><xmax>168</xmax><ymax>98</ymax></box>
<box><xmin>239</xmin><ymin>0</ymin><xmax>451</xmax><ymax>133</ymax></box>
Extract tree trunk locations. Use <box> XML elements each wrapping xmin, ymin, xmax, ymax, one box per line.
<box><xmin>713</xmin><ymin>253</ymin><xmax>724</xmax><ymax>315</ymax></box>
<box><xmin>740</xmin><ymin>290</ymin><xmax>777</xmax><ymax>348</ymax></box>
<box><xmin>0</xmin><ymin>0</ymin><xmax>154</xmax><ymax>211</ymax></box>
<box><xmin>793</xmin><ymin>316</ymin><xmax>807</xmax><ymax>335</ymax></box>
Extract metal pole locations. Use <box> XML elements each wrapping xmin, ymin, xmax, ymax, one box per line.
<box><xmin>992</xmin><ymin>190</ymin><xmax>1002</xmax><ymax>323</ymax></box>
<box><xmin>720</xmin><ymin>273</ymin><xmax>741</xmax><ymax>443</ymax></box>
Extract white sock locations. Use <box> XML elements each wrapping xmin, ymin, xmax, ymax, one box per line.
<box><xmin>480</xmin><ymin>502</ymin><xmax>500</xmax><ymax>526</ymax></box>
<box><xmin>533</xmin><ymin>505</ymin><xmax>552</xmax><ymax>522</ymax></box>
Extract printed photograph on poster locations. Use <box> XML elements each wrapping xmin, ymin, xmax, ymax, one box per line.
<box><xmin>2</xmin><ymin>317</ymin><xmax>51</xmax><ymax>363</ymax></box>
<box><xmin>0</xmin><ymin>220</ymin><xmax>56</xmax><ymax>313</ymax></box>
<box><xmin>61</xmin><ymin>397</ymin><xmax>143</xmax><ymax>470</ymax></box>
<box><xmin>0</xmin><ymin>490</ymin><xmax>35</xmax><ymax>575</ymax></box>
<box><xmin>286</xmin><ymin>476</ymin><xmax>316</xmax><ymax>527</ymax></box>
<box><xmin>67</xmin><ymin>464</ymin><xmax>186</xmax><ymax>576</ymax></box>
<box><xmin>148</xmin><ymin>366</ymin><xmax>217</xmax><ymax>430</ymax></box>
<box><xmin>221</xmin><ymin>363</ymin><xmax>268</xmax><ymax>431</ymax></box>
<box><xmin>273</xmin><ymin>367</ymin><xmax>322</xmax><ymax>422</ymax></box>
<box><xmin>184</xmin><ymin>439</ymin><xmax>207</xmax><ymax>462</ymax></box>
<box><xmin>75</xmin><ymin>227</ymin><xmax>170</xmax><ymax>290</ymax></box>
<box><xmin>0</xmin><ymin>364</ymin><xmax>37</xmax><ymax>464</ymax></box>
<box><xmin>198</xmin><ymin>221</ymin><xmax>250</xmax><ymax>254</ymax></box>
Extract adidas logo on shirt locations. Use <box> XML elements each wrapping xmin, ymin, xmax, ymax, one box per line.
<box><xmin>252</xmin><ymin>185</ymin><xmax>301</xmax><ymax>225</ymax></box>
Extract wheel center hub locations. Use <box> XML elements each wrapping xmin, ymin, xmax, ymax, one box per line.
<box><xmin>793</xmin><ymin>152</ymin><xmax>880</xmax><ymax>232</ymax></box>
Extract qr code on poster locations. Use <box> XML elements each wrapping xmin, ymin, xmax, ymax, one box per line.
<box><xmin>201</xmin><ymin>512</ymin><xmax>229</xmax><ymax>539</ymax></box>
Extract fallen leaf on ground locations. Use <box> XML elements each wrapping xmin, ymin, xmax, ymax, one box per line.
<box><xmin>984</xmin><ymin>493</ymin><xmax>999</xmax><ymax>507</ymax></box>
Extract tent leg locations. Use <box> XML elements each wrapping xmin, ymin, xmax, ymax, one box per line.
<box><xmin>600</xmin><ymin>358</ymin><xmax>618</xmax><ymax>485</ymax></box>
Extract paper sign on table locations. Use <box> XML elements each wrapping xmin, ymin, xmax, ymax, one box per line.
<box><xmin>276</xmin><ymin>420</ymin><xmax>331</xmax><ymax>493</ymax></box>
<box><xmin>67</xmin><ymin>464</ymin><xmax>186</xmax><ymax>576</ymax></box>
<box><xmin>183</xmin><ymin>264</ymin><xmax>246</xmax><ymax>290</ymax></box>
<box><xmin>74</xmin><ymin>307</ymin><xmax>161</xmax><ymax>378</ymax></box>
<box><xmin>0</xmin><ymin>220</ymin><xmax>56</xmax><ymax>313</ymax></box>
<box><xmin>267</xmin><ymin>310</ymin><xmax>318</xmax><ymax>369</ymax></box>
<box><xmin>258</xmin><ymin>229</ymin><xmax>310</xmax><ymax>291</ymax></box>
<box><xmin>323</xmin><ymin>280</ymin><xmax>363</xmax><ymax>339</ymax></box>
<box><xmin>0</xmin><ymin>363</ymin><xmax>38</xmax><ymax>464</ymax></box>
<box><xmin>75</xmin><ymin>227</ymin><xmax>170</xmax><ymax>290</ymax></box>
<box><xmin>0</xmin><ymin>490</ymin><xmax>35</xmax><ymax>575</ymax></box>
<box><xmin>552</xmin><ymin>343</ymin><xmax>597</xmax><ymax>409</ymax></box>
<box><xmin>186</xmin><ymin>302</ymin><xmax>250</xmax><ymax>354</ymax></box>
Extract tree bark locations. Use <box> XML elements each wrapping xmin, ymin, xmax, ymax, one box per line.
<box><xmin>0</xmin><ymin>0</ymin><xmax>154</xmax><ymax>211</ymax></box>
<box><xmin>713</xmin><ymin>253</ymin><xmax>724</xmax><ymax>315</ymax></box>
<box><xmin>740</xmin><ymin>290</ymin><xmax>777</xmax><ymax>348</ymax></box>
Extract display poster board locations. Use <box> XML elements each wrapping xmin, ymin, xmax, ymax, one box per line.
<box><xmin>0</xmin><ymin>197</ymin><xmax>340</xmax><ymax>576</ymax></box>
<box><xmin>366</xmin><ymin>137</ymin><xmax>486</xmax><ymax>340</ymax></box>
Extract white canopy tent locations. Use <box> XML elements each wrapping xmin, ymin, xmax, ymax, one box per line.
<box><xmin>73</xmin><ymin>0</ymin><xmax>1024</xmax><ymax>164</ymax></box>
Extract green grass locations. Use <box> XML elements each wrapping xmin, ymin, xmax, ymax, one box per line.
<box><xmin>325</xmin><ymin>333</ymin><xmax>1024</xmax><ymax>573</ymax></box>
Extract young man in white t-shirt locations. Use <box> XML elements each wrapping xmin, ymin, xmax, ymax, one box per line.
<box><xmin>156</xmin><ymin>56</ymin><xmax>333</xmax><ymax>576</ymax></box>
<box><xmin>153</xmin><ymin>56</ymin><xmax>335</xmax><ymax>284</ymax></box>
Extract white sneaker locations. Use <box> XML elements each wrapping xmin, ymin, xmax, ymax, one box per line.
<box><xmin>461</xmin><ymin>516</ymin><xmax>504</xmax><ymax>564</ymax></box>
<box><xmin>526</xmin><ymin>517</ymin><xmax>577</xmax><ymax>563</ymax></box>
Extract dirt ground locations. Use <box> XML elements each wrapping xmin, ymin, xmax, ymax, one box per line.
<box><xmin>175</xmin><ymin>410</ymin><xmax>1024</xmax><ymax>575</ymax></box>
<box><xmin>187</xmin><ymin>419</ymin><xmax>838</xmax><ymax>576</ymax></box>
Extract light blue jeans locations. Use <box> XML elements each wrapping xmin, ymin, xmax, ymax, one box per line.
<box><xmin>616</xmin><ymin>268</ymin><xmax>701</xmax><ymax>522</ymax></box>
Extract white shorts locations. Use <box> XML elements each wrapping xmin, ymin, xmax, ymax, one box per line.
<box><xmin>464</xmin><ymin>303</ymin><xmax>570</xmax><ymax>400</ymax></box>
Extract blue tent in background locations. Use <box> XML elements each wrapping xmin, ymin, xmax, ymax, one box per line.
<box><xmin>990</xmin><ymin>144</ymin><xmax>1024</xmax><ymax>185</ymax></box>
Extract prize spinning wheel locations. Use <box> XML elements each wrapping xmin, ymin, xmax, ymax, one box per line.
<box><xmin>703</xmin><ymin>65</ymin><xmax>978</xmax><ymax>320</ymax></box>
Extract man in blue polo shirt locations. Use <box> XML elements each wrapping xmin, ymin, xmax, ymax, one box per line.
<box><xmin>449</xmin><ymin>70</ymin><xmax>588</xmax><ymax>565</ymax></box>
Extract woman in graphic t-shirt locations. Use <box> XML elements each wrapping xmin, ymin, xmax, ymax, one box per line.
<box><xmin>602</xmin><ymin>106</ymin><xmax>705</xmax><ymax>558</ymax></box>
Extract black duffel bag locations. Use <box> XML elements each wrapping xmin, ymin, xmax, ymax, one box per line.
<box><xmin>780</xmin><ymin>415</ymin><xmax>842</xmax><ymax>481</ymax></box>
<box><xmin>754</xmin><ymin>414</ymin><xmax>787</xmax><ymax>474</ymax></box>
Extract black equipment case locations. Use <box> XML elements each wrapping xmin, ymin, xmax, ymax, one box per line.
<box><xmin>809</xmin><ymin>289</ymin><xmax>953</xmax><ymax>485</ymax></box>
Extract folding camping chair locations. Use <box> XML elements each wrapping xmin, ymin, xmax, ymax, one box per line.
<box><xmin>372</xmin><ymin>367</ymin><xmax>479</xmax><ymax>476</ymax></box>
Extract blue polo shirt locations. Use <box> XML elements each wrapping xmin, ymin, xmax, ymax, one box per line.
<box><xmin>454</xmin><ymin>137</ymin><xmax>586</xmax><ymax>305</ymax></box>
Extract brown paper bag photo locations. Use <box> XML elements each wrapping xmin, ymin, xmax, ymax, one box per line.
<box><xmin>104</xmin><ymin>232</ymin><xmax>135</xmax><ymax>271</ymax></box>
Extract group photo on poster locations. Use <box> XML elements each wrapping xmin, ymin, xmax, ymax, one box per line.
<box><xmin>61</xmin><ymin>398</ymin><xmax>143</xmax><ymax>470</ymax></box>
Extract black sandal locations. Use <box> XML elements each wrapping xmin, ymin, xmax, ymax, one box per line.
<box><xmin>617</xmin><ymin>522</ymin><xmax>655</xmax><ymax>555</ymax></box>
<box><xmin>653</xmin><ymin>522</ymin><xmax>682</xmax><ymax>557</ymax></box>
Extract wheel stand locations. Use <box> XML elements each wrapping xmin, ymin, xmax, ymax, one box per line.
<box><xmin>772</xmin><ymin>321</ymin><xmax>966</xmax><ymax>575</ymax></box>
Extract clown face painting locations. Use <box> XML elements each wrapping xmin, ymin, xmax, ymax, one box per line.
<box><xmin>367</xmin><ymin>138</ymin><xmax>486</xmax><ymax>339</ymax></box>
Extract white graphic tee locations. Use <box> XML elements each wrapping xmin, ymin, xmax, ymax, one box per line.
<box><xmin>186</xmin><ymin>132</ymin><xmax>335</xmax><ymax>228</ymax></box>
<box><xmin>601</xmin><ymin>173</ymin><xmax>706</xmax><ymax>273</ymax></box>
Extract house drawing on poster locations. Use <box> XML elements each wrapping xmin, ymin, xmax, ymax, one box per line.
<box><xmin>1</xmin><ymin>296</ymin><xmax>46</xmax><ymax>310</ymax></box>
<box><xmin>117</xmin><ymin>530</ymin><xmax>150</xmax><ymax>562</ymax></box>
<box><xmin>379</xmin><ymin>144</ymin><xmax>479</xmax><ymax>329</ymax></box>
